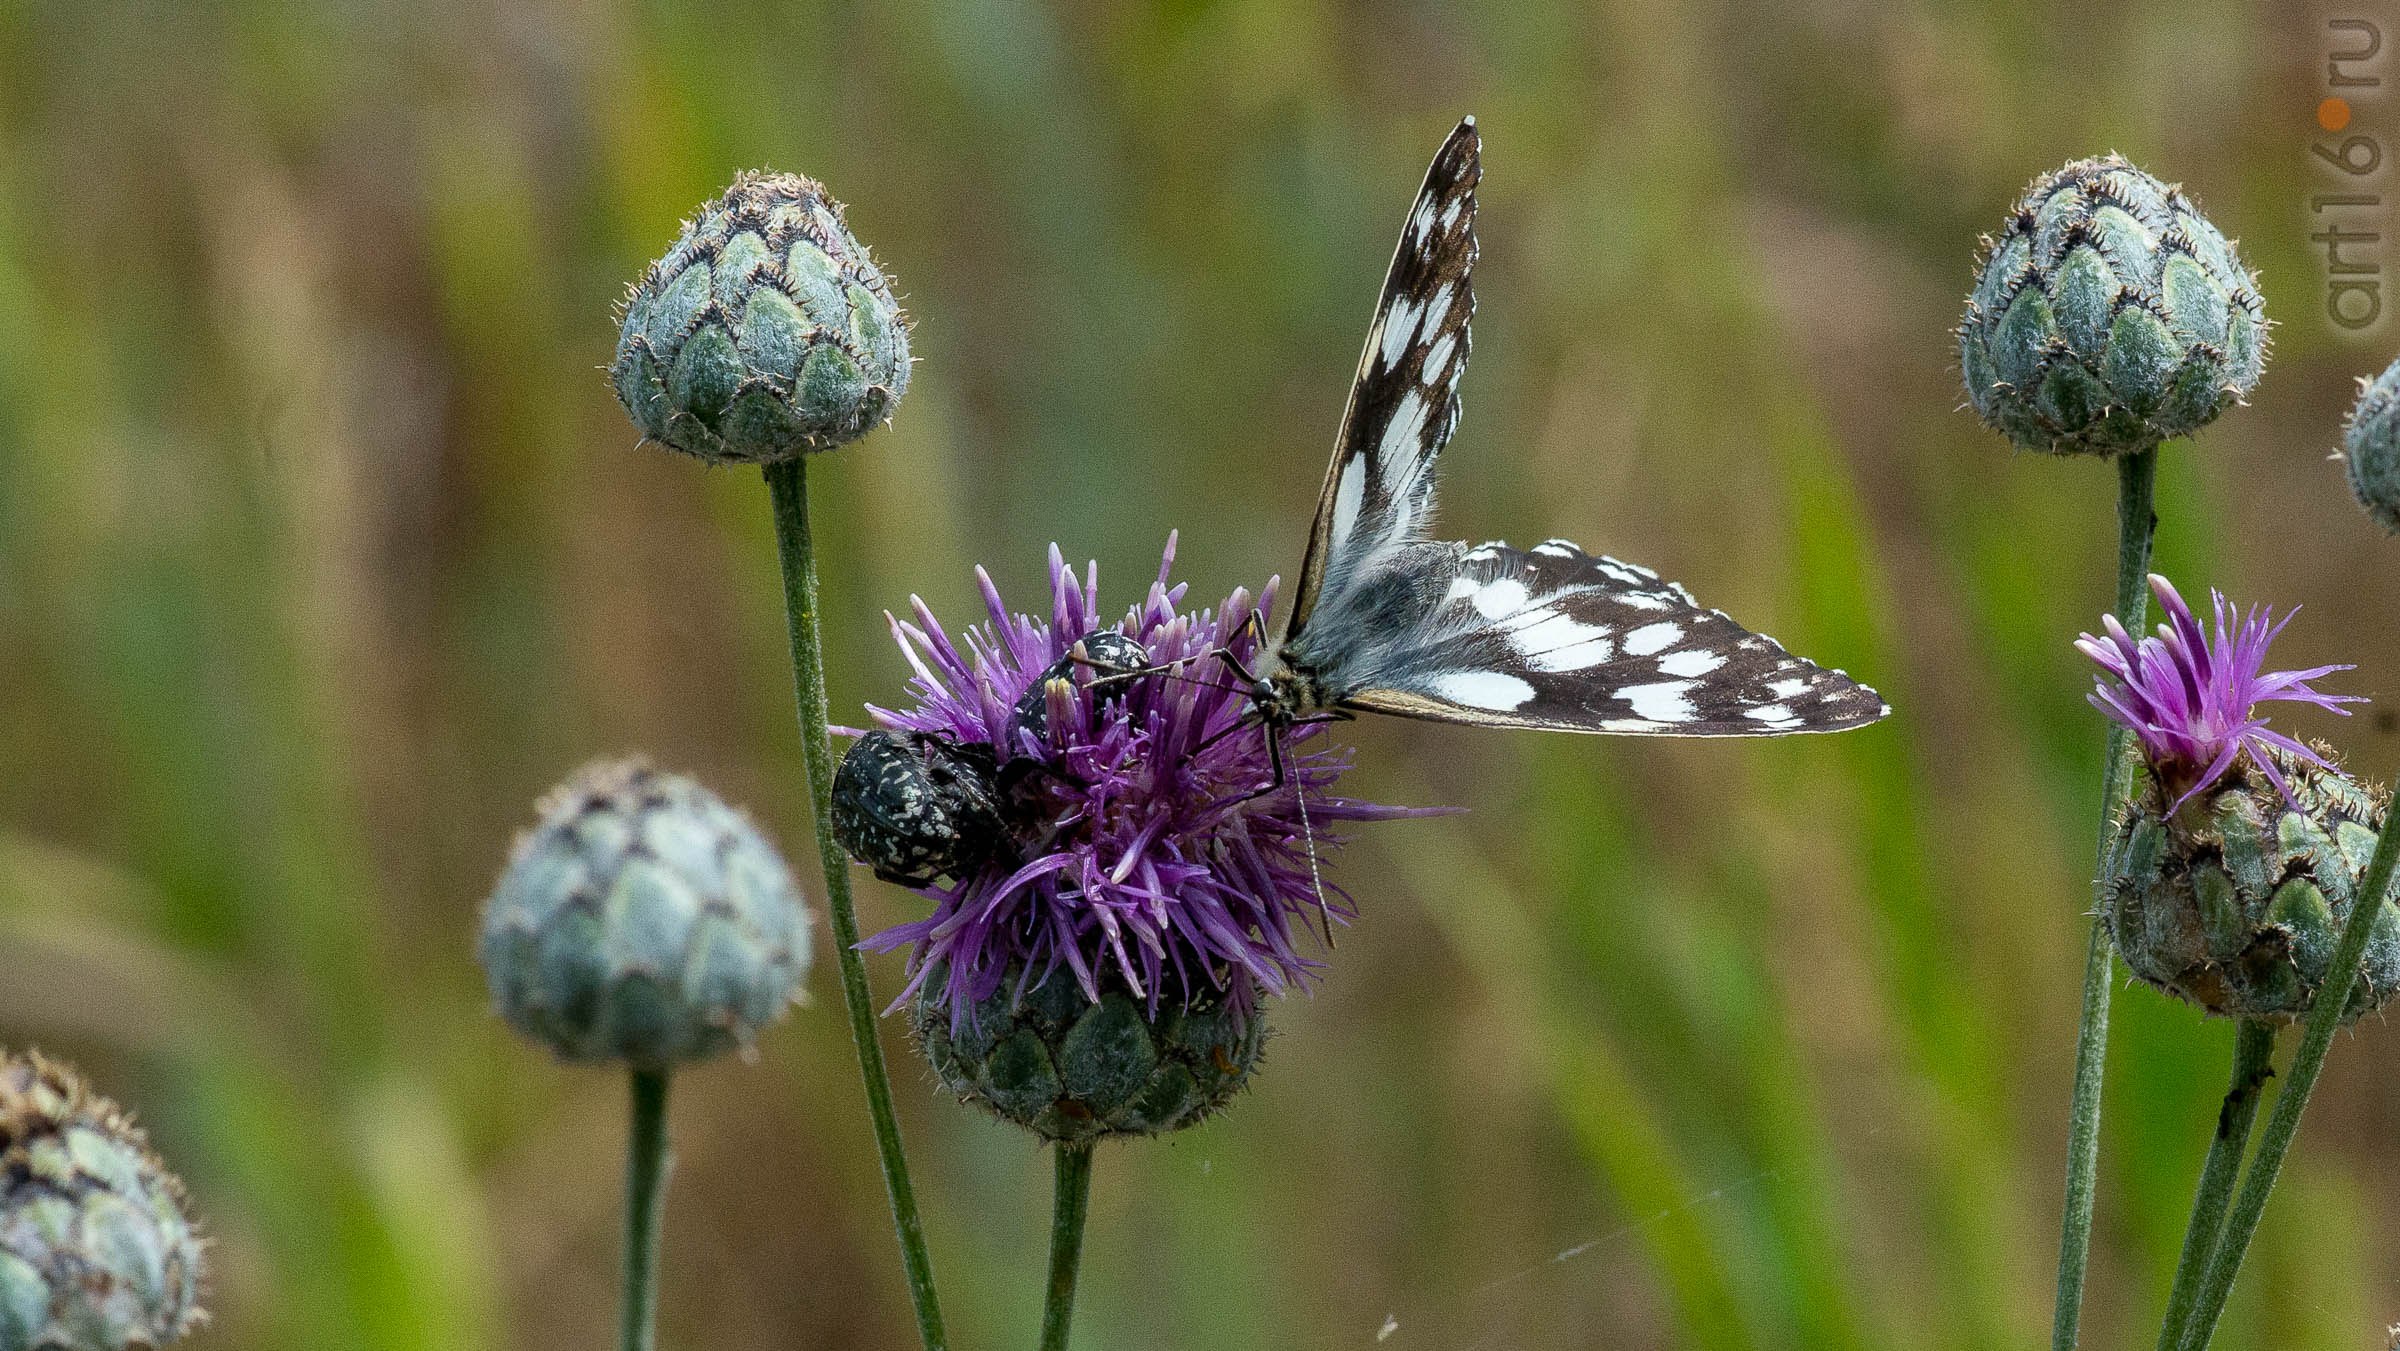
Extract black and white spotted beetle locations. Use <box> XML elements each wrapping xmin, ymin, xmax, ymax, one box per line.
<box><xmin>832</xmin><ymin>631</ymin><xmax>1153</xmax><ymax>887</ymax></box>
<box><xmin>829</xmin><ymin>729</ymin><xmax>1010</xmax><ymax>888</ymax></box>
<box><xmin>1009</xmin><ymin>630</ymin><xmax>1152</xmax><ymax>748</ymax></box>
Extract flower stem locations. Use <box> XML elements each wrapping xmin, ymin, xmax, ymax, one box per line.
<box><xmin>2153</xmin><ymin>1018</ymin><xmax>2275</xmax><ymax>1351</ymax></box>
<box><xmin>621</xmin><ymin>1068</ymin><xmax>670</xmax><ymax>1351</ymax></box>
<box><xmin>763</xmin><ymin>457</ymin><xmax>949</xmax><ymax>1351</ymax></box>
<box><xmin>2052</xmin><ymin>444</ymin><xmax>2157</xmax><ymax>1351</ymax></box>
<box><xmin>1039</xmin><ymin>1142</ymin><xmax>1096</xmax><ymax>1351</ymax></box>
<box><xmin>2173</xmin><ymin>810</ymin><xmax>2400</xmax><ymax>1351</ymax></box>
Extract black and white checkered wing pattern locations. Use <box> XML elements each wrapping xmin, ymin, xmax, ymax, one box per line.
<box><xmin>1286</xmin><ymin>118</ymin><xmax>1479</xmax><ymax>641</ymax></box>
<box><xmin>1339</xmin><ymin>540</ymin><xmax>1891</xmax><ymax>735</ymax></box>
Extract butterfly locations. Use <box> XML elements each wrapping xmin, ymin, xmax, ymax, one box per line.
<box><xmin>1215</xmin><ymin>115</ymin><xmax>1888</xmax><ymax>777</ymax></box>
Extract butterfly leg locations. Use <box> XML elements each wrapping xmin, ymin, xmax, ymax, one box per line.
<box><xmin>1216</xmin><ymin>710</ymin><xmax>1355</xmax><ymax>804</ymax></box>
<box><xmin>1189</xmin><ymin>705</ymin><xmax>1265</xmax><ymax>759</ymax></box>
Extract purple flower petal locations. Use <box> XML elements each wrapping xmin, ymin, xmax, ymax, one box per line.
<box><xmin>2080</xmin><ymin>574</ymin><xmax>2363</xmax><ymax>808</ymax></box>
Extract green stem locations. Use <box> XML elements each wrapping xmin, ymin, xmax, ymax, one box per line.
<box><xmin>621</xmin><ymin>1069</ymin><xmax>670</xmax><ymax>1351</ymax></box>
<box><xmin>2052</xmin><ymin>445</ymin><xmax>2157</xmax><ymax>1351</ymax></box>
<box><xmin>2174</xmin><ymin>807</ymin><xmax>2400</xmax><ymax>1351</ymax></box>
<box><xmin>1039</xmin><ymin>1143</ymin><xmax>1096</xmax><ymax>1351</ymax></box>
<box><xmin>2154</xmin><ymin>1019</ymin><xmax>2275</xmax><ymax>1351</ymax></box>
<box><xmin>764</xmin><ymin>457</ymin><xmax>948</xmax><ymax>1351</ymax></box>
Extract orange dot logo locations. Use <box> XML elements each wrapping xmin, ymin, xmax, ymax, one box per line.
<box><xmin>2322</xmin><ymin>96</ymin><xmax>2354</xmax><ymax>131</ymax></box>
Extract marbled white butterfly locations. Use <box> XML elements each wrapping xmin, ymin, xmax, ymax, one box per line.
<box><xmin>1220</xmin><ymin>116</ymin><xmax>1889</xmax><ymax>767</ymax></box>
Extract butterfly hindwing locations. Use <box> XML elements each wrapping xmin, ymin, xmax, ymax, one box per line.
<box><xmin>1287</xmin><ymin>117</ymin><xmax>1480</xmax><ymax>640</ymax></box>
<box><xmin>1338</xmin><ymin>540</ymin><xmax>1891</xmax><ymax>735</ymax></box>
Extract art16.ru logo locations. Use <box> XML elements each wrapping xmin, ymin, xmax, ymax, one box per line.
<box><xmin>2315</xmin><ymin>18</ymin><xmax>2386</xmax><ymax>333</ymax></box>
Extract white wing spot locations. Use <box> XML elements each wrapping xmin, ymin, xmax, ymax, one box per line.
<box><xmin>1615</xmin><ymin>591</ymin><xmax>1672</xmax><ymax>611</ymax></box>
<box><xmin>1429</xmin><ymin>670</ymin><xmax>1535</xmax><ymax>711</ymax></box>
<box><xmin>1657</xmin><ymin>648</ymin><xmax>1726</xmax><ymax>678</ymax></box>
<box><xmin>1411</xmin><ymin>196</ymin><xmax>1439</xmax><ymax>248</ymax></box>
<box><xmin>1439</xmin><ymin>197</ymin><xmax>1462</xmax><ymax>230</ymax></box>
<box><xmin>1619</xmin><ymin>680</ymin><xmax>1697</xmax><ymax>722</ymax></box>
<box><xmin>1600</xmin><ymin>718</ymin><xmax>1663</xmax><ymax>732</ymax></box>
<box><xmin>1470</xmin><ymin>577</ymin><xmax>1529</xmax><ymax>619</ymax></box>
<box><xmin>1744</xmin><ymin>703</ymin><xmax>1800</xmax><ymax>725</ymax></box>
<box><xmin>1330</xmin><ymin>455</ymin><xmax>1366</xmax><ymax>550</ymax></box>
<box><xmin>1768</xmin><ymin>677</ymin><xmax>1811</xmax><ymax>699</ymax></box>
<box><xmin>1532</xmin><ymin>638</ymin><xmax>1614</xmax><ymax>672</ymax></box>
<box><xmin>1534</xmin><ymin>540</ymin><xmax>1579</xmax><ymax>557</ymax></box>
<box><xmin>1463</xmin><ymin>543</ymin><xmax>1504</xmax><ymax>563</ymax></box>
<box><xmin>1508</xmin><ymin>607</ymin><xmax>1598</xmax><ymax>643</ymax></box>
<box><xmin>1380</xmin><ymin>391</ymin><xmax>1429</xmax><ymax>486</ymax></box>
<box><xmin>1443</xmin><ymin>576</ymin><xmax>1479</xmax><ymax>602</ymax></box>
<box><xmin>1422</xmin><ymin>332</ymin><xmax>1458</xmax><ymax>383</ymax></box>
<box><xmin>1379</xmin><ymin>298</ymin><xmax>1419</xmax><ymax>370</ymax></box>
<box><xmin>1624</xmin><ymin>621</ymin><xmax>1682</xmax><ymax>656</ymax></box>
<box><xmin>1423</xmin><ymin>282</ymin><xmax>1456</xmax><ymax>331</ymax></box>
<box><xmin>1516</xmin><ymin>608</ymin><xmax>1615</xmax><ymax>671</ymax></box>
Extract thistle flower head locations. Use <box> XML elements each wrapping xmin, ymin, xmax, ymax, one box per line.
<box><xmin>2103</xmin><ymin>747</ymin><xmax>2399</xmax><ymax>1021</ymax></box>
<box><xmin>854</xmin><ymin>534</ymin><xmax>1424</xmax><ymax>1032</ymax></box>
<box><xmin>478</xmin><ymin>759</ymin><xmax>814</xmax><ymax>1069</ymax></box>
<box><xmin>0</xmin><ymin>1052</ymin><xmax>204</xmax><ymax>1351</ymax></box>
<box><xmin>2344</xmin><ymin>355</ymin><xmax>2400</xmax><ymax>534</ymax></box>
<box><xmin>1960</xmin><ymin>154</ymin><xmax>2265</xmax><ymax>456</ymax></box>
<box><xmin>2079</xmin><ymin>574</ymin><xmax>2362</xmax><ymax>811</ymax></box>
<box><xmin>612</xmin><ymin>171</ymin><xmax>910</xmax><ymax>463</ymax></box>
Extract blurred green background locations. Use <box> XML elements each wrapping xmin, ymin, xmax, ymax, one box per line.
<box><xmin>4</xmin><ymin>1</ymin><xmax>2399</xmax><ymax>1347</ymax></box>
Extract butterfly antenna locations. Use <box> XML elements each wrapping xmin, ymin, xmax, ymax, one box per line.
<box><xmin>1295</xmin><ymin>769</ymin><xmax>1336</xmax><ymax>948</ymax></box>
<box><xmin>1086</xmin><ymin>662</ymin><xmax>1248</xmax><ymax>699</ymax></box>
<box><xmin>1267</xmin><ymin>720</ymin><xmax>1337</xmax><ymax>949</ymax></box>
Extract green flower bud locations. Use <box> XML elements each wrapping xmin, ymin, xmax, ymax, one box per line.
<box><xmin>479</xmin><ymin>759</ymin><xmax>813</xmax><ymax>1068</ymax></box>
<box><xmin>2344</xmin><ymin>356</ymin><xmax>2400</xmax><ymax>534</ymax></box>
<box><xmin>2105</xmin><ymin>754</ymin><xmax>2400</xmax><ymax>1022</ymax></box>
<box><xmin>912</xmin><ymin>966</ymin><xmax>1265</xmax><ymax>1144</ymax></box>
<box><xmin>1960</xmin><ymin>155</ymin><xmax>2265</xmax><ymax>456</ymax></box>
<box><xmin>612</xmin><ymin>171</ymin><xmax>910</xmax><ymax>464</ymax></box>
<box><xmin>0</xmin><ymin>1054</ymin><xmax>203</xmax><ymax>1351</ymax></box>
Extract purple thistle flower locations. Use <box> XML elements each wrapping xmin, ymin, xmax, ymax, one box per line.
<box><xmin>854</xmin><ymin>534</ymin><xmax>1429</xmax><ymax>1030</ymax></box>
<box><xmin>2077</xmin><ymin>574</ymin><xmax>2363</xmax><ymax>812</ymax></box>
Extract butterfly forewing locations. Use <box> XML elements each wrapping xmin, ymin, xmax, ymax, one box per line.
<box><xmin>1288</xmin><ymin>118</ymin><xmax>1480</xmax><ymax>641</ymax></box>
<box><xmin>1337</xmin><ymin>540</ymin><xmax>1890</xmax><ymax>735</ymax></box>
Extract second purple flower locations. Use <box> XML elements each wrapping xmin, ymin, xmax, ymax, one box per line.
<box><xmin>2083</xmin><ymin>575</ymin><xmax>2398</xmax><ymax>1021</ymax></box>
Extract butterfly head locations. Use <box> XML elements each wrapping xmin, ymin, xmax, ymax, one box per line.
<box><xmin>1257</xmin><ymin>663</ymin><xmax>1326</xmax><ymax>726</ymax></box>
